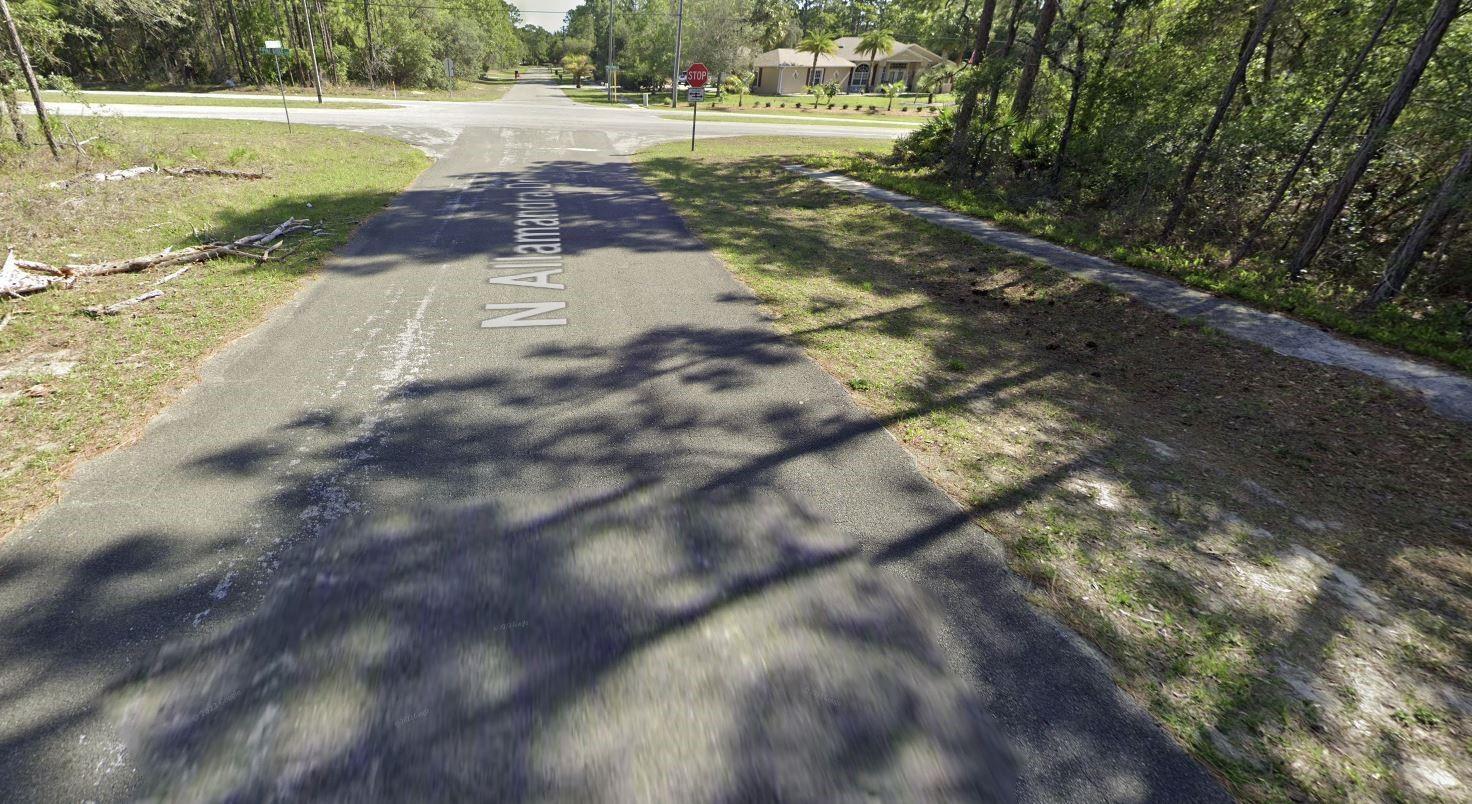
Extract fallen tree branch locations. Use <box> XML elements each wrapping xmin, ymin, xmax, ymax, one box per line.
<box><xmin>0</xmin><ymin>218</ymin><xmax>310</xmax><ymax>298</ymax></box>
<box><xmin>48</xmin><ymin>165</ymin><xmax>269</xmax><ymax>189</ymax></box>
<box><xmin>161</xmin><ymin>166</ymin><xmax>267</xmax><ymax>180</ymax></box>
<box><xmin>83</xmin><ymin>289</ymin><xmax>163</xmax><ymax>317</ymax></box>
<box><xmin>242</xmin><ymin>218</ymin><xmax>310</xmax><ymax>247</ymax></box>
<box><xmin>153</xmin><ymin>266</ymin><xmax>190</xmax><ymax>286</ymax></box>
<box><xmin>48</xmin><ymin>165</ymin><xmax>155</xmax><ymax>189</ymax></box>
<box><xmin>1</xmin><ymin>250</ymin><xmax>71</xmax><ymax>296</ymax></box>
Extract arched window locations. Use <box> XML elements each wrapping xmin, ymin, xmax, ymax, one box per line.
<box><xmin>851</xmin><ymin>63</ymin><xmax>871</xmax><ymax>91</ymax></box>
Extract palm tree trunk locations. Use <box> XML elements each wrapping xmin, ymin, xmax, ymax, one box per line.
<box><xmin>1161</xmin><ymin>0</ymin><xmax>1281</xmax><ymax>239</ymax></box>
<box><xmin>1229</xmin><ymin>0</ymin><xmax>1397</xmax><ymax>268</ymax></box>
<box><xmin>1359</xmin><ymin>142</ymin><xmax>1472</xmax><ymax>310</ymax></box>
<box><xmin>1287</xmin><ymin>0</ymin><xmax>1459</xmax><ymax>279</ymax></box>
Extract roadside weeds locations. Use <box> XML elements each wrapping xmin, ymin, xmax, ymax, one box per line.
<box><xmin>0</xmin><ymin>117</ymin><xmax>430</xmax><ymax>536</ymax></box>
<box><xmin>635</xmin><ymin>137</ymin><xmax>1472</xmax><ymax>803</ymax></box>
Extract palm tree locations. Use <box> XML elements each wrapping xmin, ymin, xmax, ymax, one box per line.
<box><xmin>721</xmin><ymin>71</ymin><xmax>754</xmax><ymax>107</ymax></box>
<box><xmin>796</xmin><ymin>30</ymin><xmax>837</xmax><ymax>87</ymax></box>
<box><xmin>881</xmin><ymin>81</ymin><xmax>905</xmax><ymax>111</ymax></box>
<box><xmin>561</xmin><ymin>53</ymin><xmax>592</xmax><ymax>88</ymax></box>
<box><xmin>855</xmin><ymin>29</ymin><xmax>895</xmax><ymax>94</ymax></box>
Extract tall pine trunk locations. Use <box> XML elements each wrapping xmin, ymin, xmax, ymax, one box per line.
<box><xmin>1077</xmin><ymin>0</ymin><xmax>1128</xmax><ymax>135</ymax></box>
<box><xmin>1051</xmin><ymin>24</ymin><xmax>1087</xmax><ymax>187</ymax></box>
<box><xmin>1</xmin><ymin>83</ymin><xmax>27</xmax><ymax>146</ymax></box>
<box><xmin>944</xmin><ymin>0</ymin><xmax>997</xmax><ymax>179</ymax></box>
<box><xmin>221</xmin><ymin>0</ymin><xmax>253</xmax><ymax>83</ymax></box>
<box><xmin>1359</xmin><ymin>142</ymin><xmax>1472</xmax><ymax>309</ymax></box>
<box><xmin>970</xmin><ymin>0</ymin><xmax>1025</xmax><ymax>178</ymax></box>
<box><xmin>1229</xmin><ymin>0</ymin><xmax>1397</xmax><ymax>267</ymax></box>
<box><xmin>1287</xmin><ymin>0</ymin><xmax>1459</xmax><ymax>279</ymax></box>
<box><xmin>0</xmin><ymin>0</ymin><xmax>58</xmax><ymax>157</ymax></box>
<box><xmin>1010</xmin><ymin>0</ymin><xmax>1059</xmax><ymax>120</ymax></box>
<box><xmin>1161</xmin><ymin>0</ymin><xmax>1282</xmax><ymax>239</ymax></box>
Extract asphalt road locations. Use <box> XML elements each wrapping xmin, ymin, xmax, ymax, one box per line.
<box><xmin>0</xmin><ymin>80</ymin><xmax>1228</xmax><ymax>801</ymax></box>
<box><xmin>35</xmin><ymin>77</ymin><xmax>906</xmax><ymax>158</ymax></box>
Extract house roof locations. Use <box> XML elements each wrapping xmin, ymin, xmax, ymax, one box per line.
<box><xmin>753</xmin><ymin>48</ymin><xmax>856</xmax><ymax>68</ymax></box>
<box><xmin>833</xmin><ymin>36</ymin><xmax>945</xmax><ymax>65</ymax></box>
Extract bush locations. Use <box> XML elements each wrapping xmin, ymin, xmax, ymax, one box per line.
<box><xmin>891</xmin><ymin>112</ymin><xmax>953</xmax><ymax>167</ymax></box>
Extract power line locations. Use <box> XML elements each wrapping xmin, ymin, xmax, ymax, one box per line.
<box><xmin>324</xmin><ymin>0</ymin><xmax>568</xmax><ymax>13</ymax></box>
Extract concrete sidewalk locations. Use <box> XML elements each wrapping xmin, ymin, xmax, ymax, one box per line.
<box><xmin>786</xmin><ymin>165</ymin><xmax>1472</xmax><ymax>423</ymax></box>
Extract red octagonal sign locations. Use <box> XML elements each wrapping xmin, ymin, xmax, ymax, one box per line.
<box><xmin>686</xmin><ymin>63</ymin><xmax>709</xmax><ymax>88</ymax></box>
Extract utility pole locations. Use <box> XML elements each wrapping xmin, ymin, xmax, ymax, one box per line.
<box><xmin>363</xmin><ymin>0</ymin><xmax>377</xmax><ymax>89</ymax></box>
<box><xmin>605</xmin><ymin>0</ymin><xmax>615</xmax><ymax>102</ymax></box>
<box><xmin>300</xmin><ymin>0</ymin><xmax>324</xmax><ymax>103</ymax></box>
<box><xmin>0</xmin><ymin>0</ymin><xmax>58</xmax><ymax>157</ymax></box>
<box><xmin>670</xmin><ymin>0</ymin><xmax>684</xmax><ymax>108</ymax></box>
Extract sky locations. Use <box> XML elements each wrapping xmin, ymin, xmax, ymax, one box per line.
<box><xmin>512</xmin><ymin>1</ymin><xmax>580</xmax><ymax>32</ymax></box>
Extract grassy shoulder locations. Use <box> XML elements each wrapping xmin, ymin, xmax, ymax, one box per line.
<box><xmin>807</xmin><ymin>154</ymin><xmax>1472</xmax><ymax>374</ymax></box>
<box><xmin>40</xmin><ymin>90</ymin><xmax>387</xmax><ymax>109</ymax></box>
<box><xmin>0</xmin><ymin>117</ymin><xmax>430</xmax><ymax>535</ymax></box>
<box><xmin>561</xmin><ymin>86</ymin><xmax>945</xmax><ymax>119</ymax></box>
<box><xmin>634</xmin><ymin>136</ymin><xmax>1472</xmax><ymax>803</ymax></box>
<box><xmin>69</xmin><ymin>72</ymin><xmax>517</xmax><ymax>103</ymax></box>
<box><xmin>657</xmin><ymin>111</ymin><xmax>920</xmax><ymax>129</ymax></box>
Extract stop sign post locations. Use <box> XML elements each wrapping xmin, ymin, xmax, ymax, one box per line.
<box><xmin>686</xmin><ymin>62</ymin><xmax>709</xmax><ymax>152</ymax></box>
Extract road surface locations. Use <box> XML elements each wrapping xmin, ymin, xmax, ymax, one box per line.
<box><xmin>0</xmin><ymin>80</ymin><xmax>1227</xmax><ymax>801</ymax></box>
<box><xmin>34</xmin><ymin>78</ymin><xmax>907</xmax><ymax>158</ymax></box>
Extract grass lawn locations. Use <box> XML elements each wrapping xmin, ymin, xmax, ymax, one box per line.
<box><xmin>635</xmin><ymin>135</ymin><xmax>1472</xmax><ymax>803</ymax></box>
<box><xmin>0</xmin><ymin>117</ymin><xmax>430</xmax><ymax>535</ymax></box>
<box><xmin>40</xmin><ymin>90</ymin><xmax>387</xmax><ymax>109</ymax></box>
<box><xmin>562</xmin><ymin>86</ymin><xmax>945</xmax><ymax>118</ymax></box>
<box><xmin>657</xmin><ymin>112</ymin><xmax>920</xmax><ymax>129</ymax></box>
<box><xmin>69</xmin><ymin>71</ymin><xmax>518</xmax><ymax>103</ymax></box>
<box><xmin>808</xmin><ymin>155</ymin><xmax>1472</xmax><ymax>373</ymax></box>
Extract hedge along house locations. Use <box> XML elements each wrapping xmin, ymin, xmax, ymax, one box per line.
<box><xmin>832</xmin><ymin>37</ymin><xmax>947</xmax><ymax>93</ymax></box>
<box><xmin>752</xmin><ymin>49</ymin><xmax>855</xmax><ymax>95</ymax></box>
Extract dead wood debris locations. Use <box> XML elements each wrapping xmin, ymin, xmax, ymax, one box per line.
<box><xmin>0</xmin><ymin>218</ymin><xmax>310</xmax><ymax>304</ymax></box>
<box><xmin>46</xmin><ymin>165</ymin><xmax>268</xmax><ymax>190</ymax></box>
<box><xmin>83</xmin><ymin>290</ymin><xmax>162</xmax><ymax>317</ymax></box>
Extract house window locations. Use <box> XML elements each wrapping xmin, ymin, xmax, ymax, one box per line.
<box><xmin>810</xmin><ymin>68</ymin><xmax>824</xmax><ymax>84</ymax></box>
<box><xmin>851</xmin><ymin>63</ymin><xmax>870</xmax><ymax>90</ymax></box>
<box><xmin>884</xmin><ymin>65</ymin><xmax>906</xmax><ymax>84</ymax></box>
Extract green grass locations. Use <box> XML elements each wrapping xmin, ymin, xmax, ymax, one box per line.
<box><xmin>561</xmin><ymin>85</ymin><xmax>947</xmax><ymax>118</ymax></box>
<box><xmin>67</xmin><ymin>71</ymin><xmax>518</xmax><ymax>103</ymax></box>
<box><xmin>803</xmin><ymin>155</ymin><xmax>1472</xmax><ymax>373</ymax></box>
<box><xmin>0</xmin><ymin>117</ymin><xmax>430</xmax><ymax>534</ymax></box>
<box><xmin>657</xmin><ymin>111</ymin><xmax>921</xmax><ymax>129</ymax></box>
<box><xmin>40</xmin><ymin>90</ymin><xmax>387</xmax><ymax>109</ymax></box>
<box><xmin>634</xmin><ymin>135</ymin><xmax>1472</xmax><ymax>804</ymax></box>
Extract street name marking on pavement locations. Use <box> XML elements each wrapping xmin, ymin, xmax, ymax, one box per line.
<box><xmin>483</xmin><ymin>180</ymin><xmax>568</xmax><ymax>328</ymax></box>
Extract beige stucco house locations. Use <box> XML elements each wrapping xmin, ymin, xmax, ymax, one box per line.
<box><xmin>834</xmin><ymin>37</ymin><xmax>947</xmax><ymax>93</ymax></box>
<box><xmin>752</xmin><ymin>49</ymin><xmax>854</xmax><ymax>96</ymax></box>
<box><xmin>751</xmin><ymin>37</ymin><xmax>947</xmax><ymax>95</ymax></box>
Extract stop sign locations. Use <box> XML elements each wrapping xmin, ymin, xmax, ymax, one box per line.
<box><xmin>686</xmin><ymin>63</ymin><xmax>709</xmax><ymax>88</ymax></box>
